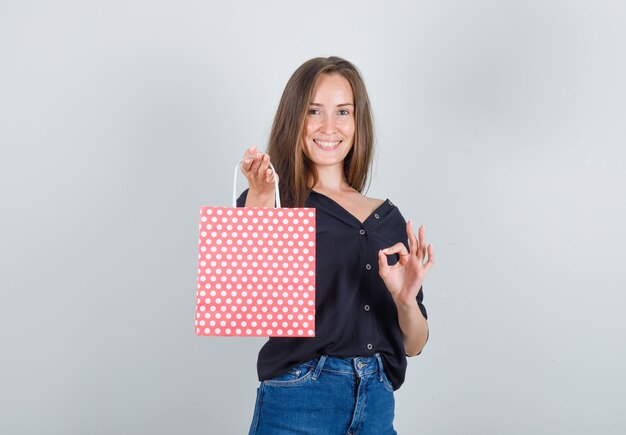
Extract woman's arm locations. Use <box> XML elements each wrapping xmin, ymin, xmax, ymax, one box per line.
<box><xmin>394</xmin><ymin>295</ymin><xmax>429</xmax><ymax>356</ymax></box>
<box><xmin>378</xmin><ymin>221</ymin><xmax>435</xmax><ymax>356</ymax></box>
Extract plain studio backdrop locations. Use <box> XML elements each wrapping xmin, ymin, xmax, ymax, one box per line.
<box><xmin>1</xmin><ymin>1</ymin><xmax>625</xmax><ymax>434</ymax></box>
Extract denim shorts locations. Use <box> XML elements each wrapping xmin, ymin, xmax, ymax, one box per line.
<box><xmin>248</xmin><ymin>353</ymin><xmax>397</xmax><ymax>435</ymax></box>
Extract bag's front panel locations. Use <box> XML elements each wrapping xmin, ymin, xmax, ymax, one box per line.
<box><xmin>195</xmin><ymin>206</ymin><xmax>316</xmax><ymax>337</ymax></box>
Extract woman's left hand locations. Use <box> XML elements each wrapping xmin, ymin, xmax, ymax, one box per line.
<box><xmin>378</xmin><ymin>221</ymin><xmax>435</xmax><ymax>306</ymax></box>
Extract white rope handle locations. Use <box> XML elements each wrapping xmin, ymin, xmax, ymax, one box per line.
<box><xmin>232</xmin><ymin>159</ymin><xmax>281</xmax><ymax>208</ymax></box>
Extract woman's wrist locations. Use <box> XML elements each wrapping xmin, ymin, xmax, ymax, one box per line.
<box><xmin>245</xmin><ymin>188</ymin><xmax>275</xmax><ymax>207</ymax></box>
<box><xmin>393</xmin><ymin>296</ymin><xmax>419</xmax><ymax>312</ymax></box>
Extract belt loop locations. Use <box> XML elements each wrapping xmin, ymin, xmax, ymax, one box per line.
<box><xmin>311</xmin><ymin>355</ymin><xmax>327</xmax><ymax>381</ymax></box>
<box><xmin>375</xmin><ymin>353</ymin><xmax>384</xmax><ymax>382</ymax></box>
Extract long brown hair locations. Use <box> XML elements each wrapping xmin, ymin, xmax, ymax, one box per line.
<box><xmin>267</xmin><ymin>56</ymin><xmax>374</xmax><ymax>207</ymax></box>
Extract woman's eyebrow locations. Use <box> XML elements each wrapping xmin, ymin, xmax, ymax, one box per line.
<box><xmin>309</xmin><ymin>102</ymin><xmax>355</xmax><ymax>107</ymax></box>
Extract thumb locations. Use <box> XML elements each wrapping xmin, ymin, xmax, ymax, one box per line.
<box><xmin>378</xmin><ymin>250</ymin><xmax>390</xmax><ymax>278</ymax></box>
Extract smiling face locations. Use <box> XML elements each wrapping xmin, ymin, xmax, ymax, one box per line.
<box><xmin>302</xmin><ymin>73</ymin><xmax>356</xmax><ymax>171</ymax></box>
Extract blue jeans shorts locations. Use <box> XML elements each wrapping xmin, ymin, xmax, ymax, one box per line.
<box><xmin>248</xmin><ymin>353</ymin><xmax>397</xmax><ymax>435</ymax></box>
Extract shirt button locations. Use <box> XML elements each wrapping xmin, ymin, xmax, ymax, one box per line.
<box><xmin>364</xmin><ymin>305</ymin><xmax>370</xmax><ymax>311</ymax></box>
<box><xmin>359</xmin><ymin>229</ymin><xmax>366</xmax><ymax>235</ymax></box>
<box><xmin>367</xmin><ymin>344</ymin><xmax>373</xmax><ymax>350</ymax></box>
<box><xmin>374</xmin><ymin>213</ymin><xmax>380</xmax><ymax>219</ymax></box>
<box><xmin>365</xmin><ymin>264</ymin><xmax>371</xmax><ymax>270</ymax></box>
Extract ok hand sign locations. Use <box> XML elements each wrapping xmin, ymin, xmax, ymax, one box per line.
<box><xmin>378</xmin><ymin>221</ymin><xmax>435</xmax><ymax>306</ymax></box>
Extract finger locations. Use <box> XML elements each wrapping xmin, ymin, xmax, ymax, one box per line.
<box><xmin>243</xmin><ymin>145</ymin><xmax>256</xmax><ymax>159</ymax></box>
<box><xmin>240</xmin><ymin>156</ymin><xmax>254</xmax><ymax>174</ymax></box>
<box><xmin>242</xmin><ymin>158</ymin><xmax>259</xmax><ymax>178</ymax></box>
<box><xmin>248</xmin><ymin>152</ymin><xmax>263</xmax><ymax>176</ymax></box>
<box><xmin>418</xmin><ymin>225</ymin><xmax>426</xmax><ymax>249</ymax></box>
<box><xmin>406</xmin><ymin>220</ymin><xmax>418</xmax><ymax>256</ymax></box>
<box><xmin>378</xmin><ymin>250</ymin><xmax>390</xmax><ymax>277</ymax></box>
<box><xmin>264</xmin><ymin>167</ymin><xmax>275</xmax><ymax>183</ymax></box>
<box><xmin>257</xmin><ymin>154</ymin><xmax>271</xmax><ymax>178</ymax></box>
<box><xmin>382</xmin><ymin>242</ymin><xmax>410</xmax><ymax>259</ymax></box>
<box><xmin>416</xmin><ymin>225</ymin><xmax>427</xmax><ymax>260</ymax></box>
<box><xmin>425</xmin><ymin>244</ymin><xmax>435</xmax><ymax>269</ymax></box>
<box><xmin>259</xmin><ymin>154</ymin><xmax>270</xmax><ymax>175</ymax></box>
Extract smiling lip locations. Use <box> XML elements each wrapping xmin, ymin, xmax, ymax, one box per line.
<box><xmin>314</xmin><ymin>139</ymin><xmax>341</xmax><ymax>150</ymax></box>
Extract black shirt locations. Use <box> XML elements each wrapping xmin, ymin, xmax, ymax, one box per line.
<box><xmin>237</xmin><ymin>189</ymin><xmax>427</xmax><ymax>390</ymax></box>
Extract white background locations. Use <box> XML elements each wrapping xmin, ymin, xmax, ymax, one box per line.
<box><xmin>1</xmin><ymin>0</ymin><xmax>625</xmax><ymax>433</ymax></box>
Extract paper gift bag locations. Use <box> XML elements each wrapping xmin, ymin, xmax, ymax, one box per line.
<box><xmin>195</xmin><ymin>161</ymin><xmax>316</xmax><ymax>337</ymax></box>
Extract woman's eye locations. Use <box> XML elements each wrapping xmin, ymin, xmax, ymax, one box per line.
<box><xmin>308</xmin><ymin>109</ymin><xmax>320</xmax><ymax>116</ymax></box>
<box><xmin>338</xmin><ymin>109</ymin><xmax>350</xmax><ymax>116</ymax></box>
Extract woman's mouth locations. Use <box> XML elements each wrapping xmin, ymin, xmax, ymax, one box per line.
<box><xmin>313</xmin><ymin>139</ymin><xmax>341</xmax><ymax>150</ymax></box>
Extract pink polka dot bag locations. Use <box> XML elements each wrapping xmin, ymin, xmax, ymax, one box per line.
<box><xmin>195</xmin><ymin>162</ymin><xmax>316</xmax><ymax>337</ymax></box>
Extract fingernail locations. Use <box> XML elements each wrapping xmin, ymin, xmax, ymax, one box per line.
<box><xmin>263</xmin><ymin>154</ymin><xmax>269</xmax><ymax>161</ymax></box>
<box><xmin>256</xmin><ymin>153</ymin><xmax>262</xmax><ymax>158</ymax></box>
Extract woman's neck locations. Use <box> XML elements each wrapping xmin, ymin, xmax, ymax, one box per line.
<box><xmin>312</xmin><ymin>164</ymin><xmax>352</xmax><ymax>194</ymax></box>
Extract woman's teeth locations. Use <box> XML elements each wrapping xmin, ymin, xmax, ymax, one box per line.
<box><xmin>314</xmin><ymin>140</ymin><xmax>340</xmax><ymax>149</ymax></box>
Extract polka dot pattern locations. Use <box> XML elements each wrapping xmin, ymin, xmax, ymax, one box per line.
<box><xmin>195</xmin><ymin>207</ymin><xmax>316</xmax><ymax>337</ymax></box>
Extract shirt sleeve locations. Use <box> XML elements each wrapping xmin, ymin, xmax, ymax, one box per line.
<box><xmin>236</xmin><ymin>189</ymin><xmax>249</xmax><ymax>207</ymax></box>
<box><xmin>417</xmin><ymin>286</ymin><xmax>428</xmax><ymax>320</ymax></box>
<box><xmin>413</xmin><ymin>286</ymin><xmax>429</xmax><ymax>356</ymax></box>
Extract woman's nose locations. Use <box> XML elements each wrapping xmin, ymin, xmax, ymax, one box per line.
<box><xmin>320</xmin><ymin>114</ymin><xmax>336</xmax><ymax>133</ymax></box>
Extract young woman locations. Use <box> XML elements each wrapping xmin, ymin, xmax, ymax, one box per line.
<box><xmin>238</xmin><ymin>56</ymin><xmax>435</xmax><ymax>435</ymax></box>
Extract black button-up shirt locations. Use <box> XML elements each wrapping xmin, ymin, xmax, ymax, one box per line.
<box><xmin>237</xmin><ymin>189</ymin><xmax>427</xmax><ymax>390</ymax></box>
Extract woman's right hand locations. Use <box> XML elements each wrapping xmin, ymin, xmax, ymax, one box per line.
<box><xmin>241</xmin><ymin>145</ymin><xmax>277</xmax><ymax>207</ymax></box>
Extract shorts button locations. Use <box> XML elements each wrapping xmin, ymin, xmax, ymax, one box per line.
<box><xmin>367</xmin><ymin>343</ymin><xmax>373</xmax><ymax>350</ymax></box>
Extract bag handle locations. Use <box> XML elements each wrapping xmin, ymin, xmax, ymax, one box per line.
<box><xmin>232</xmin><ymin>159</ymin><xmax>281</xmax><ymax>208</ymax></box>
